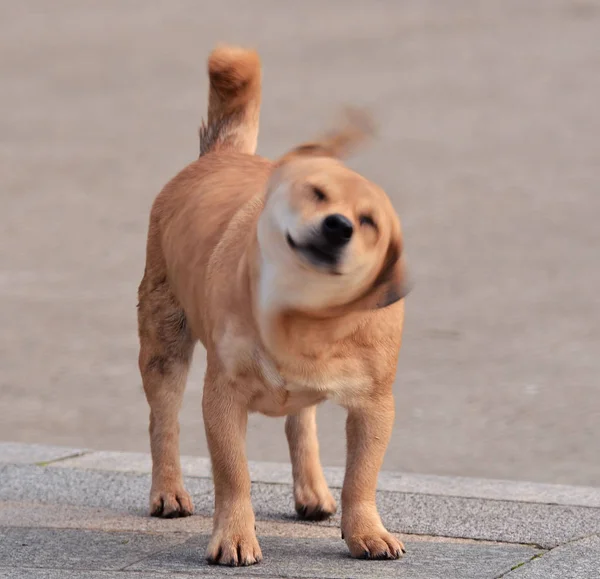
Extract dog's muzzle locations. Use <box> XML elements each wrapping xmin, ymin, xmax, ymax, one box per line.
<box><xmin>286</xmin><ymin>213</ymin><xmax>353</xmax><ymax>272</ymax></box>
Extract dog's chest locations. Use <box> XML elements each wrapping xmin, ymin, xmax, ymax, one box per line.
<box><xmin>216</xmin><ymin>322</ymin><xmax>370</xmax><ymax>412</ymax></box>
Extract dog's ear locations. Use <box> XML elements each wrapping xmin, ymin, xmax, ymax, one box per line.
<box><xmin>373</xmin><ymin>241</ymin><xmax>410</xmax><ymax>308</ymax></box>
<box><xmin>276</xmin><ymin>107</ymin><xmax>375</xmax><ymax>165</ymax></box>
<box><xmin>360</xmin><ymin>236</ymin><xmax>411</xmax><ymax>310</ymax></box>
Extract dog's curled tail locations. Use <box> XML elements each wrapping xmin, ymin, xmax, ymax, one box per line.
<box><xmin>199</xmin><ymin>45</ymin><xmax>261</xmax><ymax>156</ymax></box>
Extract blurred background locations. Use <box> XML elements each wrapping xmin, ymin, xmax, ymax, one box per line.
<box><xmin>1</xmin><ymin>1</ymin><xmax>599</xmax><ymax>486</ymax></box>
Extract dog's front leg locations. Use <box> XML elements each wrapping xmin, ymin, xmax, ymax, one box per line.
<box><xmin>341</xmin><ymin>392</ymin><xmax>405</xmax><ymax>560</ymax></box>
<box><xmin>203</xmin><ymin>366</ymin><xmax>262</xmax><ymax>567</ymax></box>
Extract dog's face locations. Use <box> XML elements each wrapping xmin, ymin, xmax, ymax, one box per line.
<box><xmin>257</xmin><ymin>155</ymin><xmax>409</xmax><ymax>314</ymax></box>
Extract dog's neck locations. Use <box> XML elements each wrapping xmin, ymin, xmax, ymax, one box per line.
<box><xmin>243</xmin><ymin>239</ymin><xmax>366</xmax><ymax>360</ymax></box>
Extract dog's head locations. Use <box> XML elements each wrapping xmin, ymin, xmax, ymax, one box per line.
<box><xmin>257</xmin><ymin>110</ymin><xmax>410</xmax><ymax>314</ymax></box>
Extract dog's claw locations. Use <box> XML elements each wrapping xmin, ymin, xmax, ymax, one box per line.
<box><xmin>149</xmin><ymin>488</ymin><xmax>194</xmax><ymax>518</ymax></box>
<box><xmin>205</xmin><ymin>523</ymin><xmax>262</xmax><ymax>567</ymax></box>
<box><xmin>345</xmin><ymin>530</ymin><xmax>404</xmax><ymax>560</ymax></box>
<box><xmin>296</xmin><ymin>502</ymin><xmax>336</xmax><ymax>521</ymax></box>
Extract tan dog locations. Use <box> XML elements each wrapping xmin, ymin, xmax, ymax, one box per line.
<box><xmin>137</xmin><ymin>45</ymin><xmax>410</xmax><ymax>566</ymax></box>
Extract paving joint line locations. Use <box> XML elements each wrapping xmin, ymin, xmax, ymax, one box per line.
<box><xmin>494</xmin><ymin>532</ymin><xmax>600</xmax><ymax>578</ymax></box>
<box><xmin>33</xmin><ymin>450</ymin><xmax>91</xmax><ymax>467</ymax></box>
<box><xmin>118</xmin><ymin>537</ymin><xmax>190</xmax><ymax>572</ymax></box>
<box><xmin>495</xmin><ymin>552</ymin><xmax>544</xmax><ymax>578</ymax></box>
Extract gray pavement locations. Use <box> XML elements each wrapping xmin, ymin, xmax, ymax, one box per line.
<box><xmin>1</xmin><ymin>0</ymin><xmax>600</xmax><ymax>488</ymax></box>
<box><xmin>2</xmin><ymin>444</ymin><xmax>599</xmax><ymax>578</ymax></box>
<box><xmin>0</xmin><ymin>527</ymin><xmax>540</xmax><ymax>579</ymax></box>
<box><xmin>505</xmin><ymin>536</ymin><xmax>600</xmax><ymax>579</ymax></box>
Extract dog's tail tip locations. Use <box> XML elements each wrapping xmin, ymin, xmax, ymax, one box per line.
<box><xmin>200</xmin><ymin>44</ymin><xmax>261</xmax><ymax>156</ymax></box>
<box><xmin>208</xmin><ymin>45</ymin><xmax>261</xmax><ymax>96</ymax></box>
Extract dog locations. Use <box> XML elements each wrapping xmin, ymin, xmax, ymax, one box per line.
<box><xmin>137</xmin><ymin>44</ymin><xmax>410</xmax><ymax>566</ymax></box>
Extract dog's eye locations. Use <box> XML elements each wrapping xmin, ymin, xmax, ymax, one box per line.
<box><xmin>312</xmin><ymin>187</ymin><xmax>327</xmax><ymax>202</ymax></box>
<box><xmin>359</xmin><ymin>214</ymin><xmax>377</xmax><ymax>229</ymax></box>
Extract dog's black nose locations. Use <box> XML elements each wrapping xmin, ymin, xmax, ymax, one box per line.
<box><xmin>322</xmin><ymin>214</ymin><xmax>353</xmax><ymax>246</ymax></box>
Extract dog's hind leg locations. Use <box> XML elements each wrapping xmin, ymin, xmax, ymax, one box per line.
<box><xmin>138</xmin><ymin>271</ymin><xmax>195</xmax><ymax>518</ymax></box>
<box><xmin>285</xmin><ymin>405</ymin><xmax>337</xmax><ymax>520</ymax></box>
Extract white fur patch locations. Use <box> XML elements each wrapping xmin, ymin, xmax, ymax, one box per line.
<box><xmin>215</xmin><ymin>320</ymin><xmax>254</xmax><ymax>379</ymax></box>
<box><xmin>257</xmin><ymin>351</ymin><xmax>285</xmax><ymax>388</ymax></box>
<box><xmin>284</xmin><ymin>368</ymin><xmax>371</xmax><ymax>405</ymax></box>
<box><xmin>216</xmin><ymin>320</ymin><xmax>286</xmax><ymax>388</ymax></box>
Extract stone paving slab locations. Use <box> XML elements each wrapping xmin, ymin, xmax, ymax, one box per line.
<box><xmin>0</xmin><ymin>464</ymin><xmax>212</xmax><ymax>514</ymax></box>
<box><xmin>0</xmin><ymin>500</ymin><xmax>339</xmax><ymax>539</ymax></box>
<box><xmin>2</xmin><ymin>463</ymin><xmax>600</xmax><ymax>548</ymax></box>
<box><xmin>0</xmin><ymin>527</ymin><xmax>540</xmax><ymax>579</ymax></box>
<box><xmin>503</xmin><ymin>535</ymin><xmax>600</xmax><ymax>579</ymax></box>
<box><xmin>0</xmin><ymin>443</ymin><xmax>86</xmax><ymax>465</ymax></box>
<box><xmin>53</xmin><ymin>448</ymin><xmax>600</xmax><ymax>508</ymax></box>
<box><xmin>0</xmin><ymin>571</ymin><xmax>210</xmax><ymax>579</ymax></box>
<box><xmin>0</xmin><ymin>527</ymin><xmax>183</xmax><ymax>571</ymax></box>
<box><xmin>371</xmin><ymin>491</ymin><xmax>600</xmax><ymax>550</ymax></box>
<box><xmin>134</xmin><ymin>535</ymin><xmax>539</xmax><ymax>579</ymax></box>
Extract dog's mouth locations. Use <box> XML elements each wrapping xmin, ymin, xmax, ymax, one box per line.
<box><xmin>286</xmin><ymin>233</ymin><xmax>341</xmax><ymax>274</ymax></box>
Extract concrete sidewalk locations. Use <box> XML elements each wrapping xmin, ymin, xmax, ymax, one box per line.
<box><xmin>2</xmin><ymin>0</ymin><xmax>600</xmax><ymax>487</ymax></box>
<box><xmin>1</xmin><ymin>443</ymin><xmax>599</xmax><ymax>578</ymax></box>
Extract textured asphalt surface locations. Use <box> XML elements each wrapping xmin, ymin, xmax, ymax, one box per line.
<box><xmin>1</xmin><ymin>1</ymin><xmax>599</xmax><ymax>485</ymax></box>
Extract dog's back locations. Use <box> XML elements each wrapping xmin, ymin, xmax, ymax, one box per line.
<box><xmin>140</xmin><ymin>46</ymin><xmax>270</xmax><ymax>343</ymax></box>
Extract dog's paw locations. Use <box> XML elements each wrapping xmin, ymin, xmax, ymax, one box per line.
<box><xmin>294</xmin><ymin>481</ymin><xmax>337</xmax><ymax>521</ymax></box>
<box><xmin>206</xmin><ymin>527</ymin><xmax>262</xmax><ymax>566</ymax></box>
<box><xmin>345</xmin><ymin>530</ymin><xmax>405</xmax><ymax>560</ymax></box>
<box><xmin>149</xmin><ymin>486</ymin><xmax>194</xmax><ymax>518</ymax></box>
